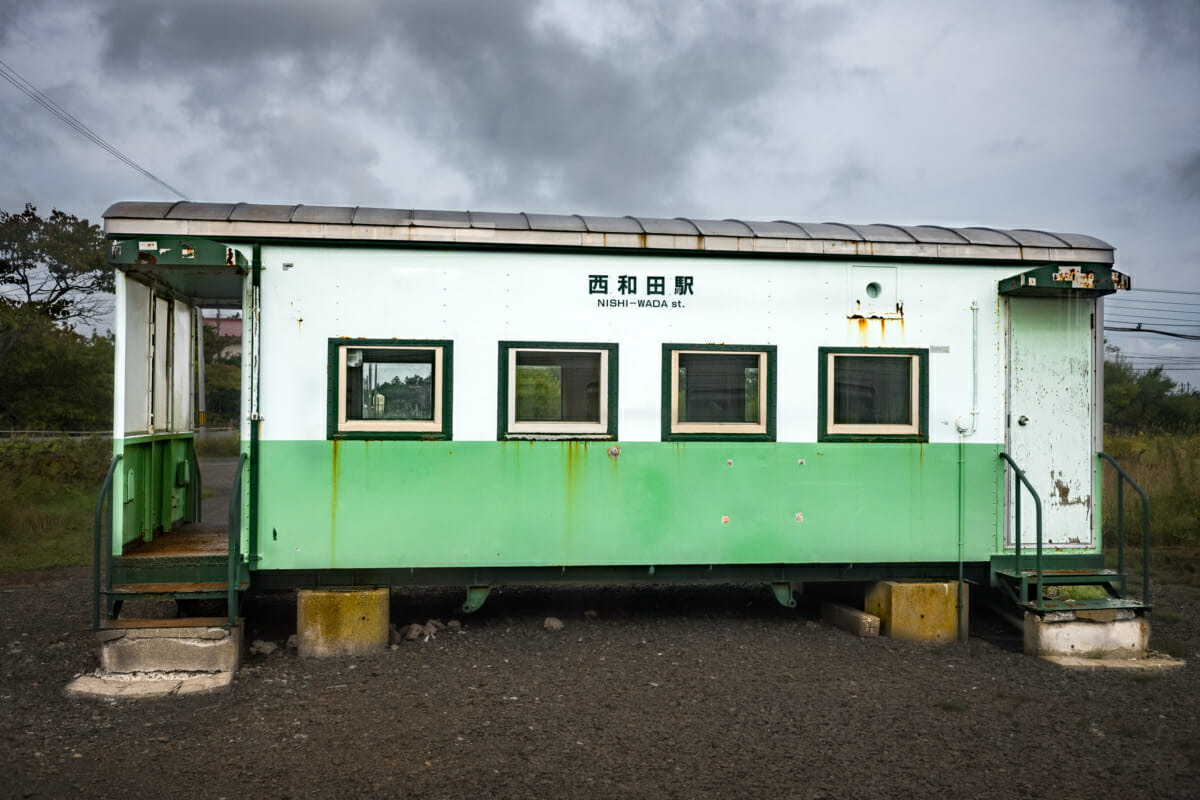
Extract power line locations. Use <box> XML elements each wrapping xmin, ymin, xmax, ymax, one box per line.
<box><xmin>0</xmin><ymin>58</ymin><xmax>188</xmax><ymax>200</ymax></box>
<box><xmin>1107</xmin><ymin>312</ymin><xmax>1200</xmax><ymax>323</ymax></box>
<box><xmin>1128</xmin><ymin>288</ymin><xmax>1200</xmax><ymax>296</ymax></box>
<box><xmin>1108</xmin><ymin>298</ymin><xmax>1200</xmax><ymax>309</ymax></box>
<box><xmin>1107</xmin><ymin>318</ymin><xmax>1200</xmax><ymax>327</ymax></box>
<box><xmin>1105</xmin><ymin>326</ymin><xmax>1200</xmax><ymax>340</ymax></box>
<box><xmin>1108</xmin><ymin>306</ymin><xmax>1200</xmax><ymax>317</ymax></box>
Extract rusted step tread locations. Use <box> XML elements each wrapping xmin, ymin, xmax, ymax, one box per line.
<box><xmin>99</xmin><ymin>617</ymin><xmax>239</xmax><ymax>630</ymax></box>
<box><xmin>1031</xmin><ymin>598</ymin><xmax>1149</xmax><ymax>611</ymax></box>
<box><xmin>122</xmin><ymin>524</ymin><xmax>230</xmax><ymax>558</ymax></box>
<box><xmin>993</xmin><ymin>568</ymin><xmax>1113</xmax><ymax>575</ymax></box>
<box><xmin>110</xmin><ymin>582</ymin><xmax>240</xmax><ymax>594</ymax></box>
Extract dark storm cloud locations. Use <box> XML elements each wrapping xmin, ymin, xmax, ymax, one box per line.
<box><xmin>1116</xmin><ymin>0</ymin><xmax>1200</xmax><ymax>64</ymax></box>
<box><xmin>1170</xmin><ymin>150</ymin><xmax>1200</xmax><ymax>202</ymax></box>
<box><xmin>90</xmin><ymin>0</ymin><xmax>849</xmax><ymax>211</ymax></box>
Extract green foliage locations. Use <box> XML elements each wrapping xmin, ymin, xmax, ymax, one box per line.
<box><xmin>0</xmin><ymin>204</ymin><xmax>113</xmax><ymax>431</ymax></box>
<box><xmin>1102</xmin><ymin>433</ymin><xmax>1200</xmax><ymax>546</ymax></box>
<box><xmin>0</xmin><ymin>203</ymin><xmax>109</xmax><ymax>326</ymax></box>
<box><xmin>1104</xmin><ymin>355</ymin><xmax>1200</xmax><ymax>432</ymax></box>
<box><xmin>0</xmin><ymin>303</ymin><xmax>114</xmax><ymax>431</ymax></box>
<box><xmin>0</xmin><ymin>437</ymin><xmax>112</xmax><ymax>571</ymax></box>
<box><xmin>516</xmin><ymin>365</ymin><xmax>562</xmax><ymax>420</ymax></box>
<box><xmin>200</xmin><ymin>317</ymin><xmax>241</xmax><ymax>426</ymax></box>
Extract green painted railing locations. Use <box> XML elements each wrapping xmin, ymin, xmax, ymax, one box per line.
<box><xmin>227</xmin><ymin>453</ymin><xmax>248</xmax><ymax>625</ymax></box>
<box><xmin>1098</xmin><ymin>452</ymin><xmax>1150</xmax><ymax>607</ymax></box>
<box><xmin>92</xmin><ymin>454</ymin><xmax>123</xmax><ymax>630</ymax></box>
<box><xmin>999</xmin><ymin>452</ymin><xmax>1044</xmax><ymax>610</ymax></box>
<box><xmin>188</xmin><ymin>446</ymin><xmax>202</xmax><ymax>523</ymax></box>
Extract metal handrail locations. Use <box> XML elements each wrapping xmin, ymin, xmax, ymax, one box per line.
<box><xmin>227</xmin><ymin>453</ymin><xmax>248</xmax><ymax>625</ymax></box>
<box><xmin>1098</xmin><ymin>452</ymin><xmax>1151</xmax><ymax>606</ymax></box>
<box><xmin>188</xmin><ymin>446</ymin><xmax>203</xmax><ymax>523</ymax></box>
<box><xmin>999</xmin><ymin>452</ymin><xmax>1044</xmax><ymax>610</ymax></box>
<box><xmin>92</xmin><ymin>454</ymin><xmax>123</xmax><ymax>630</ymax></box>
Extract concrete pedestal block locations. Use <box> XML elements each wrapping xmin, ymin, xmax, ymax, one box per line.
<box><xmin>297</xmin><ymin>587</ymin><xmax>389</xmax><ymax>658</ymax></box>
<box><xmin>1023</xmin><ymin>610</ymin><xmax>1148</xmax><ymax>657</ymax></box>
<box><xmin>821</xmin><ymin>602</ymin><xmax>880</xmax><ymax>637</ymax></box>
<box><xmin>98</xmin><ymin>623</ymin><xmax>242</xmax><ymax>673</ymax></box>
<box><xmin>864</xmin><ymin>581</ymin><xmax>968</xmax><ymax>642</ymax></box>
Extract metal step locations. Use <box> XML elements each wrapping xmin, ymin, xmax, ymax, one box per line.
<box><xmin>995</xmin><ymin>568</ymin><xmax>1148</xmax><ymax>615</ymax></box>
<box><xmin>1031</xmin><ymin>597</ymin><xmax>1149</xmax><ymax>613</ymax></box>
<box><xmin>109</xmin><ymin>580</ymin><xmax>249</xmax><ymax>597</ymax></box>
<box><xmin>995</xmin><ymin>568</ymin><xmax>1122</xmax><ymax>584</ymax></box>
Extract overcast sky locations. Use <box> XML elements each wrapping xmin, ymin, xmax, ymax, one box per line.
<box><xmin>2</xmin><ymin>0</ymin><xmax>1198</xmax><ymax>381</ymax></box>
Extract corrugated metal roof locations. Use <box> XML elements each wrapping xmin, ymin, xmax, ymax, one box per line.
<box><xmin>102</xmin><ymin>201</ymin><xmax>1114</xmax><ymax>263</ymax></box>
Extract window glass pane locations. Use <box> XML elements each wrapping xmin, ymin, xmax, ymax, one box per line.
<box><xmin>833</xmin><ymin>356</ymin><xmax>912</xmax><ymax>425</ymax></box>
<box><xmin>345</xmin><ymin>348</ymin><xmax>435</xmax><ymax>421</ymax></box>
<box><xmin>515</xmin><ymin>351</ymin><xmax>601</xmax><ymax>422</ymax></box>
<box><xmin>678</xmin><ymin>353</ymin><xmax>760</xmax><ymax>423</ymax></box>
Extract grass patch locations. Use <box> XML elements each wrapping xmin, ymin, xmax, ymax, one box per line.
<box><xmin>0</xmin><ymin>437</ymin><xmax>112</xmax><ymax>572</ymax></box>
<box><xmin>1044</xmin><ymin>585</ymin><xmax>1109</xmax><ymax>601</ymax></box>
<box><xmin>1102</xmin><ymin>433</ymin><xmax>1200</xmax><ymax>549</ymax></box>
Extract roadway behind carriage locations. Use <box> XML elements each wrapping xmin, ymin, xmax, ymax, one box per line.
<box><xmin>2</xmin><ymin>568</ymin><xmax>1198</xmax><ymax>797</ymax></box>
<box><xmin>199</xmin><ymin>457</ymin><xmax>238</xmax><ymax>523</ymax></box>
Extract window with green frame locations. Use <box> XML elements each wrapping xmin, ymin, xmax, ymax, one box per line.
<box><xmin>818</xmin><ymin>347</ymin><xmax>928</xmax><ymax>442</ymax></box>
<box><xmin>497</xmin><ymin>342</ymin><xmax>618</xmax><ymax>439</ymax></box>
<box><xmin>327</xmin><ymin>339</ymin><xmax>452</xmax><ymax>440</ymax></box>
<box><xmin>662</xmin><ymin>344</ymin><xmax>776</xmax><ymax>441</ymax></box>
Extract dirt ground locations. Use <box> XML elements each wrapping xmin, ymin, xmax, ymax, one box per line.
<box><xmin>2</xmin><ymin>568</ymin><xmax>1198</xmax><ymax>800</ymax></box>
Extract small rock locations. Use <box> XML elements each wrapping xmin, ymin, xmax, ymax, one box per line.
<box><xmin>446</xmin><ymin>619</ymin><xmax>462</xmax><ymax>631</ymax></box>
<box><xmin>583</xmin><ymin>610</ymin><xmax>598</xmax><ymax>619</ymax></box>
<box><xmin>404</xmin><ymin>623</ymin><xmax>423</xmax><ymax>641</ymax></box>
<box><xmin>544</xmin><ymin>617</ymin><xmax>565</xmax><ymax>632</ymax></box>
<box><xmin>250</xmin><ymin>640</ymin><xmax>278</xmax><ymax>656</ymax></box>
<box><xmin>390</xmin><ymin>643</ymin><xmax>399</xmax><ymax>651</ymax></box>
<box><xmin>427</xmin><ymin>619</ymin><xmax>447</xmax><ymax>631</ymax></box>
<box><xmin>421</xmin><ymin>622</ymin><xmax>439</xmax><ymax>638</ymax></box>
<box><xmin>388</xmin><ymin>624</ymin><xmax>405</xmax><ymax>646</ymax></box>
<box><xmin>286</xmin><ymin>634</ymin><xmax>298</xmax><ymax>649</ymax></box>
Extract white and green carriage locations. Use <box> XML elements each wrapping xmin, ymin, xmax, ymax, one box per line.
<box><xmin>95</xmin><ymin>202</ymin><xmax>1148</xmax><ymax>632</ymax></box>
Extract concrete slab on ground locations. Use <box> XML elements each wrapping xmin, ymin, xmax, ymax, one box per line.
<box><xmin>65</xmin><ymin>671</ymin><xmax>234</xmax><ymax>700</ymax></box>
<box><xmin>1040</xmin><ymin>653</ymin><xmax>1185</xmax><ymax>670</ymax></box>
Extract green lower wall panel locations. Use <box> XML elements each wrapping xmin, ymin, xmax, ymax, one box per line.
<box><xmin>113</xmin><ymin>434</ymin><xmax>195</xmax><ymax>551</ymax></box>
<box><xmin>253</xmin><ymin>440</ymin><xmax>1005</xmax><ymax>571</ymax></box>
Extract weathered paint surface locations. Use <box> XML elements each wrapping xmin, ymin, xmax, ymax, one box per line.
<box><xmin>253</xmin><ymin>248</ymin><xmax>1010</xmax><ymax>444</ymax></box>
<box><xmin>113</xmin><ymin>434</ymin><xmax>196</xmax><ymax>549</ymax></box>
<box><xmin>252</xmin><ymin>440</ymin><xmax>1006</xmax><ymax>570</ymax></box>
<box><xmin>1006</xmin><ymin>297</ymin><xmax>1095</xmax><ymax>547</ymax></box>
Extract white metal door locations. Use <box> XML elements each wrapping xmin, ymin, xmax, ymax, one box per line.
<box><xmin>1006</xmin><ymin>296</ymin><xmax>1096</xmax><ymax>548</ymax></box>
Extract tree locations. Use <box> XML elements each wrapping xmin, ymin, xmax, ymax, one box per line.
<box><xmin>1105</xmin><ymin>347</ymin><xmax>1200</xmax><ymax>431</ymax></box>
<box><xmin>200</xmin><ymin>320</ymin><xmax>242</xmax><ymax>426</ymax></box>
<box><xmin>0</xmin><ymin>307</ymin><xmax>113</xmax><ymax>430</ymax></box>
<box><xmin>0</xmin><ymin>204</ymin><xmax>113</xmax><ymax>430</ymax></box>
<box><xmin>1</xmin><ymin>204</ymin><xmax>110</xmax><ymax>369</ymax></box>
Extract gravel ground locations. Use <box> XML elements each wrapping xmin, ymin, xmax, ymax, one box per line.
<box><xmin>2</xmin><ymin>568</ymin><xmax>1198</xmax><ymax>800</ymax></box>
